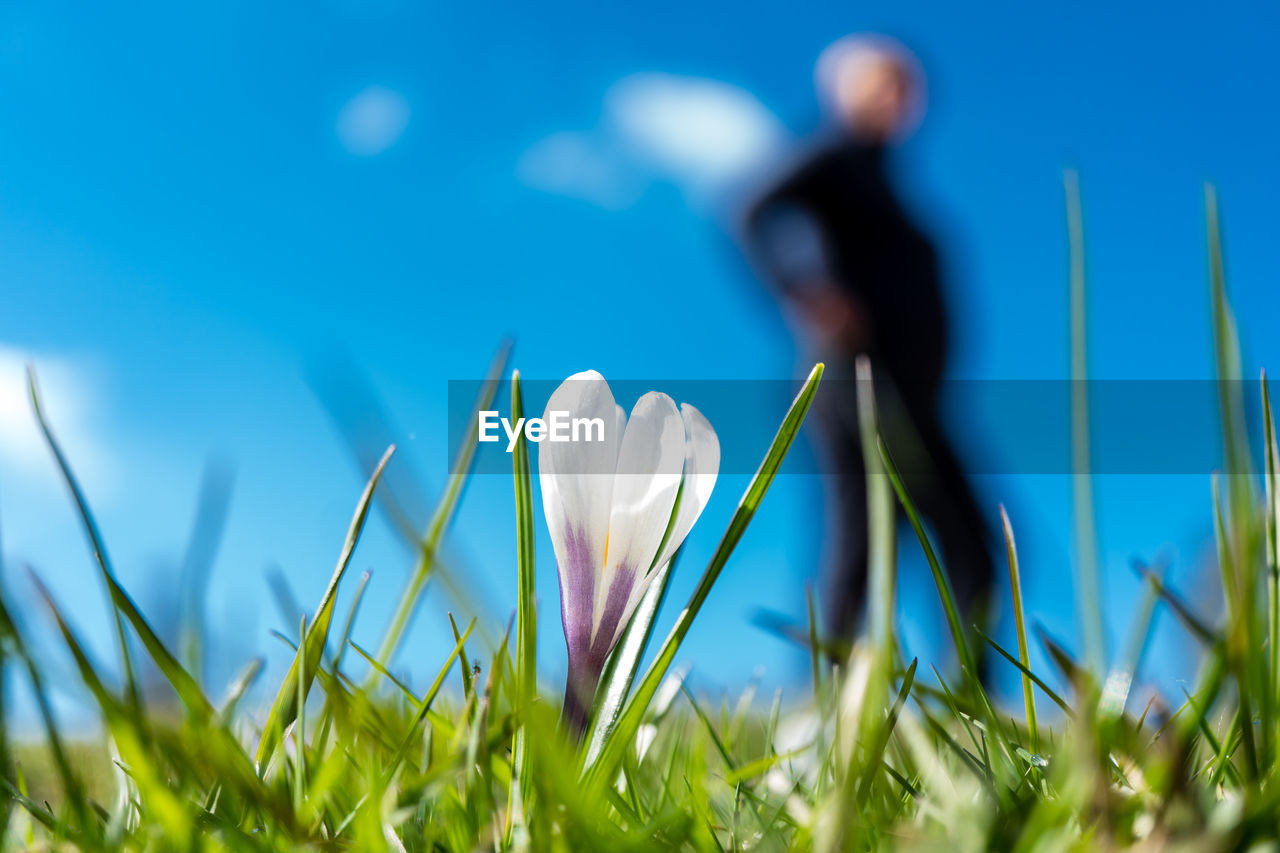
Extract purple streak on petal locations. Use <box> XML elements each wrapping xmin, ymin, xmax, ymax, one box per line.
<box><xmin>589</xmin><ymin>562</ymin><xmax>638</xmax><ymax>663</ymax></box>
<box><xmin>565</xmin><ymin>562</ymin><xmax>638</xmax><ymax>738</ymax></box>
<box><xmin>561</xmin><ymin>532</ymin><xmax>607</xmax><ymax>738</ymax></box>
<box><xmin>557</xmin><ymin>522</ymin><xmax>596</xmax><ymax>665</ymax></box>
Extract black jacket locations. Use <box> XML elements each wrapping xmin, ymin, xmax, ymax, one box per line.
<box><xmin>745</xmin><ymin>139</ymin><xmax>948</xmax><ymax>385</ymax></box>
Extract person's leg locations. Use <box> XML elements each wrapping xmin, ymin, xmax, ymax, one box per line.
<box><xmin>891</xmin><ymin>389</ymin><xmax>995</xmax><ymax>641</ymax></box>
<box><xmin>916</xmin><ymin>445</ymin><xmax>994</xmax><ymax>622</ymax></box>
<box><xmin>815</xmin><ymin>378</ymin><xmax>871</xmax><ymax>649</ymax></box>
<box><xmin>825</xmin><ymin>446</ymin><xmax>870</xmax><ymax>644</ymax></box>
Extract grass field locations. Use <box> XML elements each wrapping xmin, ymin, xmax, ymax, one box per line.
<box><xmin>3</xmin><ymin>186</ymin><xmax>1279</xmax><ymax>850</ymax></box>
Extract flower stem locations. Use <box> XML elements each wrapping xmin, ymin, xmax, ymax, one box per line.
<box><xmin>562</xmin><ymin>659</ymin><xmax>601</xmax><ymax>740</ymax></box>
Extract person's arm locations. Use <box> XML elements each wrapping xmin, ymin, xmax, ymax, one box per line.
<box><xmin>741</xmin><ymin>190</ymin><xmax>871</xmax><ymax>351</ymax></box>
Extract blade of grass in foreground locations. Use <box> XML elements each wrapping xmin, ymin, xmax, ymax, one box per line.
<box><xmin>30</xmin><ymin>367</ymin><xmax>217</xmax><ymax>722</ymax></box>
<box><xmin>1206</xmin><ymin>191</ymin><xmax>1268</xmax><ymax>768</ymax></box>
<box><xmin>509</xmin><ymin>370</ymin><xmax>538</xmax><ymax>832</ymax></box>
<box><xmin>1098</xmin><ymin>565</ymin><xmax>1161</xmax><ymax>720</ymax></box>
<box><xmin>857</xmin><ymin>357</ymin><xmax>895</xmax><ymax>659</ymax></box>
<box><xmin>256</xmin><ymin>444</ymin><xmax>394</xmax><ymax>768</ymax></box>
<box><xmin>806</xmin><ymin>583</ymin><xmax>822</xmax><ymax>701</ymax></box>
<box><xmin>1212</xmin><ymin>473</ymin><xmax>1259</xmax><ymax>781</ymax></box>
<box><xmin>28</xmin><ymin>367</ymin><xmax>140</xmax><ymax>710</ymax></box>
<box><xmin>1064</xmin><ymin>169</ymin><xmax>1105</xmax><ymax>676</ymax></box>
<box><xmin>449</xmin><ymin>612</ymin><xmax>475</xmax><ymax>705</ymax></box>
<box><xmin>1264</xmin><ymin>370</ymin><xmax>1280</xmax><ymax>754</ymax></box>
<box><xmin>822</xmin><ymin>357</ymin><xmax>897</xmax><ymax>853</ymax></box>
<box><xmin>976</xmin><ymin>627</ymin><xmax>1071</xmax><ymax>716</ymax></box>
<box><xmin>1034</xmin><ymin>622</ymin><xmax>1088</xmax><ymax>690</ymax></box>
<box><xmin>178</xmin><ymin>457</ymin><xmax>234</xmax><ymax>689</ymax></box>
<box><xmin>855</xmin><ymin>657</ymin><xmax>917</xmax><ymax>802</ymax></box>
<box><xmin>382</xmin><ymin>619</ymin><xmax>475</xmax><ymax>783</ymax></box>
<box><xmin>29</xmin><ymin>572</ymin><xmax>193</xmax><ymax>840</ymax></box>
<box><xmin>877</xmin><ymin>439</ymin><xmax>976</xmax><ymax>682</ymax></box>
<box><xmin>1000</xmin><ymin>505</ymin><xmax>1037</xmax><ymax>747</ymax></box>
<box><xmin>0</xmin><ymin>589</ymin><xmax>94</xmax><ymax>837</ymax></box>
<box><xmin>1207</xmin><ymin>185</ymin><xmax>1255</xmax><ymax>511</ymax></box>
<box><xmin>583</xmin><ymin>362</ymin><xmax>823</xmax><ymax>790</ymax></box>
<box><xmin>1130</xmin><ymin>561</ymin><xmax>1218</xmax><ymax>647</ymax></box>
<box><xmin>218</xmin><ymin>658</ymin><xmax>264</xmax><ymax>723</ymax></box>
<box><xmin>501</xmin><ymin>369</ymin><xmax>539</xmax><ymax>849</ymax></box>
<box><xmin>879</xmin><ymin>435</ymin><xmax>1019</xmax><ymax>787</ymax></box>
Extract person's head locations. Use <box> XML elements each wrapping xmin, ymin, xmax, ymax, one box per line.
<box><xmin>816</xmin><ymin>35</ymin><xmax>925</xmax><ymax>144</ymax></box>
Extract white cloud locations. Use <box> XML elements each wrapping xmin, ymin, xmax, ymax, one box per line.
<box><xmin>517</xmin><ymin>73</ymin><xmax>787</xmax><ymax>209</ymax></box>
<box><xmin>336</xmin><ymin>85</ymin><xmax>410</xmax><ymax>157</ymax></box>
<box><xmin>0</xmin><ymin>347</ymin><xmax>114</xmax><ymax>498</ymax></box>
<box><xmin>516</xmin><ymin>131</ymin><xmax>642</xmax><ymax>210</ymax></box>
<box><xmin>605</xmin><ymin>73</ymin><xmax>785</xmax><ymax>190</ymax></box>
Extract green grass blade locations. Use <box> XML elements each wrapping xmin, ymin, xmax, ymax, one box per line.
<box><xmin>449</xmin><ymin>612</ymin><xmax>475</xmax><ymax>703</ymax></box>
<box><xmin>724</xmin><ymin>748</ymin><xmax>807</xmax><ymax>787</ymax></box>
<box><xmin>1033</xmin><ymin>622</ymin><xmax>1088</xmax><ymax>691</ymax></box>
<box><xmin>256</xmin><ymin>444</ymin><xmax>394</xmax><ymax>767</ymax></box>
<box><xmin>28</xmin><ymin>367</ymin><xmax>140</xmax><ymax>709</ymax></box>
<box><xmin>508</xmin><ymin>368</ymin><xmax>538</xmax><ymax>840</ymax></box>
<box><xmin>857</xmin><ymin>358</ymin><xmax>896</xmax><ymax>660</ymax></box>
<box><xmin>107</xmin><ymin>578</ymin><xmax>214</xmax><ymax>721</ymax></box>
<box><xmin>294</xmin><ymin>613</ymin><xmax>308</xmax><ymax>811</ymax></box>
<box><xmin>855</xmin><ymin>657</ymin><xmax>917</xmax><ymax>803</ymax></box>
<box><xmin>1264</xmin><ymin>369</ymin><xmax>1280</xmax><ymax>758</ymax></box>
<box><xmin>1099</xmin><ymin>566</ymin><xmax>1161</xmax><ymax>720</ymax></box>
<box><xmin>512</xmin><ymin>369</ymin><xmax>538</xmax><ymax>713</ymax></box>
<box><xmin>821</xmin><ymin>357</ymin><xmax>898</xmax><ymax>853</ymax></box>
<box><xmin>806</xmin><ymin>582</ymin><xmax>822</xmax><ymax>701</ymax></box>
<box><xmin>976</xmin><ymin>627</ymin><xmax>1072</xmax><ymax>715</ymax></box>
<box><xmin>29</xmin><ymin>571</ymin><xmax>195</xmax><ymax>839</ymax></box>
<box><xmin>178</xmin><ymin>458</ymin><xmax>233</xmax><ymax>688</ymax></box>
<box><xmin>1212</xmin><ymin>474</ymin><xmax>1259</xmax><ymax>781</ymax></box>
<box><xmin>383</xmin><ymin>620</ymin><xmax>475</xmax><ymax>782</ymax></box>
<box><xmin>1206</xmin><ymin>186</ymin><xmax>1267</xmax><ymax>771</ymax></box>
<box><xmin>1265</xmin><ymin>368</ymin><xmax>1279</xmax><ymax>571</ymax></box>
<box><xmin>261</xmin><ymin>607</ymin><xmax>313</xmax><ymax>778</ymax></box>
<box><xmin>1</xmin><ymin>778</ymin><xmax>82</xmax><ymax>843</ymax></box>
<box><xmin>0</xmin><ymin>590</ymin><xmax>94</xmax><ymax>837</ymax></box>
<box><xmin>332</xmin><ymin>569</ymin><xmax>372</xmax><ymax>676</ymax></box>
<box><xmin>1206</xmin><ymin>184</ymin><xmax>1255</xmax><ymax>502</ymax></box>
<box><xmin>1130</xmin><ymin>561</ymin><xmax>1218</xmax><ymax>647</ymax></box>
<box><xmin>680</xmin><ymin>685</ymin><xmax>736</xmax><ymax>772</ymax></box>
<box><xmin>31</xmin><ymin>367</ymin><xmax>217</xmax><ymax>723</ymax></box>
<box><xmin>218</xmin><ymin>658</ymin><xmax>264</xmax><ymax>723</ymax></box>
<box><xmin>1000</xmin><ymin>506</ymin><xmax>1037</xmax><ymax>746</ymax></box>
<box><xmin>877</xmin><ymin>438</ymin><xmax>976</xmax><ymax>682</ymax></box>
<box><xmin>1064</xmin><ymin>169</ymin><xmax>1106</xmax><ymax>676</ymax></box>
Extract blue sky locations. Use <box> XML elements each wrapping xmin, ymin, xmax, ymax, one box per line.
<box><xmin>1</xmin><ymin>0</ymin><xmax>1278</xmax><ymax>720</ymax></box>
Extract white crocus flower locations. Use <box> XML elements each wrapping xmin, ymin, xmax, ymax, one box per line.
<box><xmin>538</xmin><ymin>370</ymin><xmax>719</xmax><ymax>733</ymax></box>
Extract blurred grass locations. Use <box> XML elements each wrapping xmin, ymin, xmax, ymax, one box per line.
<box><xmin>3</xmin><ymin>187</ymin><xmax>1280</xmax><ymax>849</ymax></box>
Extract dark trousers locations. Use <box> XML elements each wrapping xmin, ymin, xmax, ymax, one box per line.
<box><xmin>817</xmin><ymin>359</ymin><xmax>994</xmax><ymax>648</ymax></box>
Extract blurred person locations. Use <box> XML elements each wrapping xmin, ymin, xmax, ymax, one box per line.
<box><xmin>742</xmin><ymin>35</ymin><xmax>994</xmax><ymax>653</ymax></box>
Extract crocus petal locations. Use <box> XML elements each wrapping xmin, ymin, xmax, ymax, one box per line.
<box><xmin>539</xmin><ymin>370</ymin><xmax>621</xmax><ymax>661</ymax></box>
<box><xmin>602</xmin><ymin>403</ymin><xmax>720</xmax><ymax>652</ymax></box>
<box><xmin>592</xmin><ymin>391</ymin><xmax>684</xmax><ymax>644</ymax></box>
<box><xmin>652</xmin><ymin>403</ymin><xmax>720</xmax><ymax>572</ymax></box>
<box><xmin>614</xmin><ymin>403</ymin><xmax>627</xmax><ymax>449</ymax></box>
